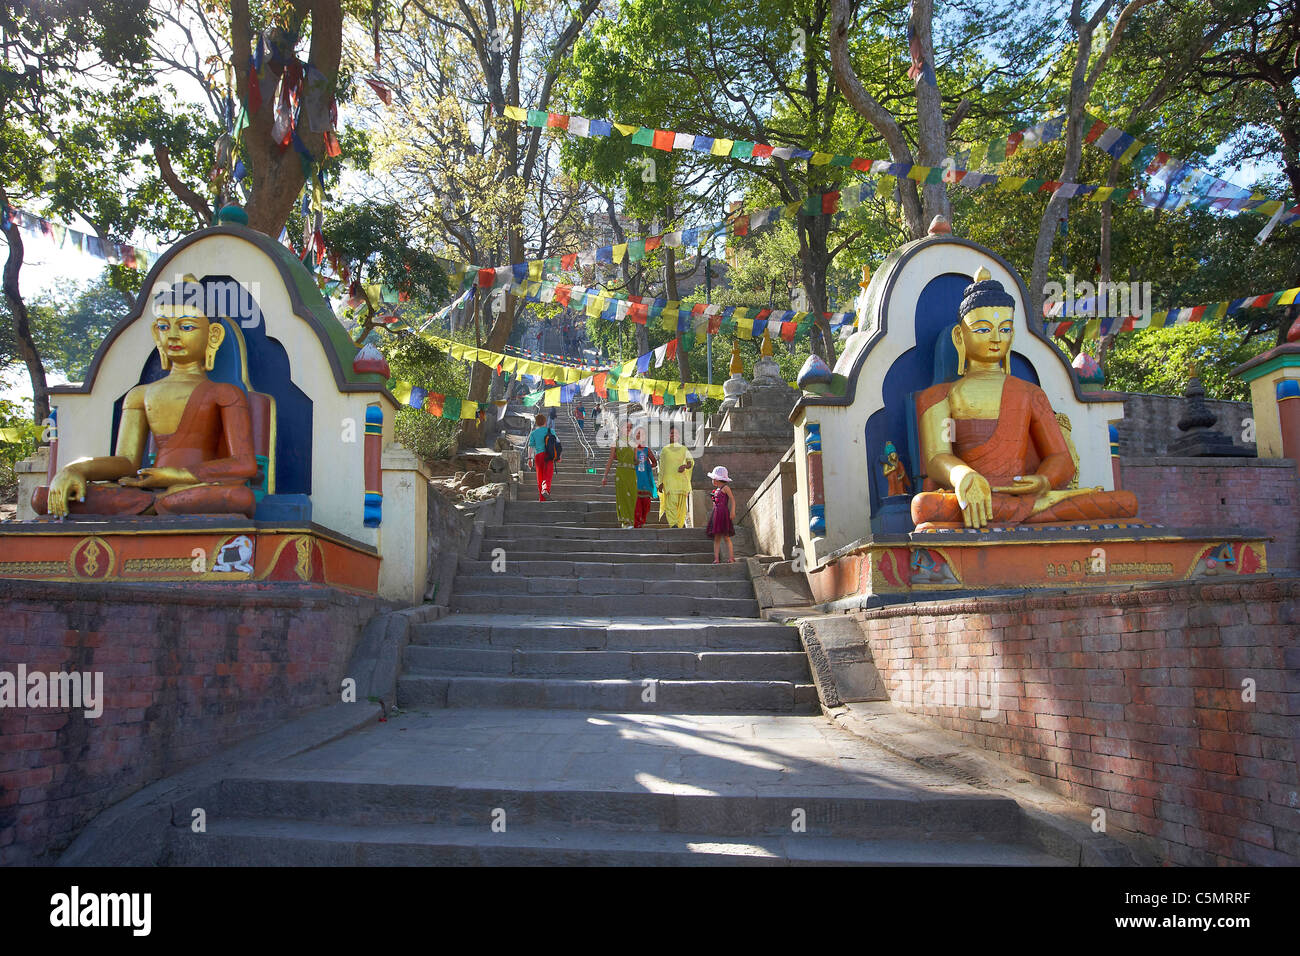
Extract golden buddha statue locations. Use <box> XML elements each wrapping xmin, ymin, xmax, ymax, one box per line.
<box><xmin>910</xmin><ymin>268</ymin><xmax>1137</xmax><ymax>530</ymax></box>
<box><xmin>34</xmin><ymin>278</ymin><xmax>259</xmax><ymax>519</ymax></box>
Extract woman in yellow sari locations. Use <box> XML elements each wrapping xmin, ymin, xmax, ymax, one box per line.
<box><xmin>601</xmin><ymin>421</ymin><xmax>637</xmax><ymax>528</ymax></box>
<box><xmin>657</xmin><ymin>425</ymin><xmax>694</xmax><ymax>528</ymax></box>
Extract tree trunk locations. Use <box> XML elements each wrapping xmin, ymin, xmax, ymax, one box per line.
<box><xmin>1</xmin><ymin>209</ymin><xmax>50</xmax><ymax>425</ymax></box>
<box><xmin>909</xmin><ymin>0</ymin><xmax>952</xmax><ymax>225</ymax></box>
<box><xmin>798</xmin><ymin>207</ymin><xmax>837</xmax><ymax>365</ymax></box>
<box><xmin>230</xmin><ymin>0</ymin><xmax>343</xmax><ymax>238</ymax></box>
<box><xmin>664</xmin><ymin>245</ymin><xmax>691</xmax><ymax>387</ymax></box>
<box><xmin>829</xmin><ymin>0</ymin><xmax>926</xmax><ymax>239</ymax></box>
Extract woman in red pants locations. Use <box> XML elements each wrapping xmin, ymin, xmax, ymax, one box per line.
<box><xmin>527</xmin><ymin>413</ymin><xmax>555</xmax><ymax>500</ymax></box>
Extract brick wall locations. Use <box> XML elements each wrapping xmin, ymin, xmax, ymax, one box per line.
<box><xmin>848</xmin><ymin>579</ymin><xmax>1300</xmax><ymax>866</ymax></box>
<box><xmin>1122</xmin><ymin>457</ymin><xmax>1300</xmax><ymax>570</ymax></box>
<box><xmin>0</xmin><ymin>580</ymin><xmax>391</xmax><ymax>865</ymax></box>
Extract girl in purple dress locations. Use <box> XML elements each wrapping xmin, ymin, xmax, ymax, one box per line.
<box><xmin>706</xmin><ymin>465</ymin><xmax>736</xmax><ymax>563</ymax></box>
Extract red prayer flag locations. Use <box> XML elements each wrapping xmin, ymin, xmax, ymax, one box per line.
<box><xmin>651</xmin><ymin>394</ymin><xmax>663</xmax><ymax>405</ymax></box>
<box><xmin>424</xmin><ymin>393</ymin><xmax>445</xmax><ymax>416</ymax></box>
<box><xmin>664</xmin><ymin>339</ymin><xmax>678</xmax><ymax>360</ymax></box>
<box><xmin>645</xmin><ymin>235</ymin><xmax>662</xmax><ymax>252</ymax></box>
<box><xmin>365</xmin><ymin>77</ymin><xmax>393</xmax><ymax>106</ymax></box>
<box><xmin>1040</xmin><ymin>181</ymin><xmax>1061</xmax><ymax>193</ymax></box>
<box><xmin>1189</xmin><ymin>306</ymin><xmax>1207</xmax><ymax>322</ymax></box>
<box><xmin>850</xmin><ymin>157</ymin><xmax>871</xmax><ymax>171</ymax></box>
<box><xmin>561</xmin><ymin>253</ymin><xmax>577</xmax><ymax>270</ymax></box>
<box><xmin>1006</xmin><ymin>131</ymin><xmax>1024</xmax><ymax>157</ymax></box>
<box><xmin>546</xmin><ymin>112</ymin><xmax>570</xmax><ymax>129</ymax></box>
<box><xmin>554</xmin><ymin>285</ymin><xmax>572</xmax><ymax>306</ymax></box>
<box><xmin>594</xmin><ymin>372</ymin><xmax>608</xmax><ymax>398</ymax></box>
<box><xmin>707</xmin><ymin>315</ymin><xmax>722</xmax><ymax>335</ymax></box>
<box><xmin>1084</xmin><ymin>120</ymin><xmax>1106</xmax><ymax>144</ymax></box>
<box><xmin>752</xmin><ymin>144</ymin><xmax>774</xmax><ymax>159</ymax></box>
<box><xmin>628</xmin><ymin>302</ymin><xmax>648</xmax><ymax>324</ymax></box>
<box><xmin>822</xmin><ymin>192</ymin><xmax>840</xmax><ymax>214</ymax></box>
<box><xmin>477</xmin><ymin>268</ymin><xmax>495</xmax><ymax>288</ymax></box>
<box><xmin>733</xmin><ymin>215</ymin><xmax>749</xmax><ymax>236</ymax></box>
<box><xmin>323</xmin><ymin>130</ymin><xmax>342</xmax><ymax>157</ymax></box>
<box><xmin>652</xmin><ymin>129</ymin><xmax>674</xmax><ymax>151</ymax></box>
<box><xmin>1146</xmin><ymin>151</ymin><xmax>1170</xmax><ymax>174</ymax></box>
<box><xmin>780</xmin><ymin>321</ymin><xmax>796</xmax><ymax>342</ymax></box>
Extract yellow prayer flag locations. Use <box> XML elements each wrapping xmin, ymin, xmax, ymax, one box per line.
<box><xmin>1257</xmin><ymin>200</ymin><xmax>1283</xmax><ymax>216</ymax></box>
<box><xmin>392</xmin><ymin>382</ymin><xmax>413</xmax><ymax>404</ymax></box>
<box><xmin>528</xmin><ymin>260</ymin><xmax>543</xmax><ymax>280</ymax></box>
<box><xmin>782</xmin><ymin>202</ymin><xmax>801</xmax><ymax>218</ymax></box>
<box><xmin>501</xmin><ymin>356</ymin><xmax>518</xmax><ymax>374</ymax></box>
<box><xmin>563</xmin><ymin>366</ymin><xmax>584</xmax><ymax>383</ymax></box>
<box><xmin>907</xmin><ymin>166</ymin><xmax>929</xmax><ymax>182</ymax></box>
<box><xmin>1089</xmin><ymin>187</ymin><xmax>1115</xmax><ymax>202</ymax></box>
<box><xmin>543</xmin><ymin>364</ymin><xmax>562</xmax><ymax>379</ymax></box>
<box><xmin>877</xmin><ymin>174</ymin><xmax>895</xmax><ymax>194</ymax></box>
<box><xmin>503</xmin><ymin>105</ymin><xmax>527</xmax><ymax>121</ymax></box>
<box><xmin>996</xmin><ymin>176</ymin><xmax>1028</xmax><ymax>192</ymax></box>
<box><xmin>613</xmin><ymin>243</ymin><xmax>628</xmax><ymax>263</ymax></box>
<box><xmin>735</xmin><ymin>318</ymin><xmax>754</xmax><ymax>340</ymax></box>
<box><xmin>1084</xmin><ymin>319</ymin><xmax>1100</xmax><ymax>339</ymax></box>
<box><xmin>1279</xmin><ymin>288</ymin><xmax>1300</xmax><ymax>306</ymax></box>
<box><xmin>1118</xmin><ymin>139</ymin><xmax>1144</xmax><ymax>164</ymax></box>
<box><xmin>810</xmin><ymin>152</ymin><xmax>833</xmax><ymax>165</ymax></box>
<box><xmin>586</xmin><ymin>296</ymin><xmax>604</xmax><ymax>318</ymax></box>
<box><xmin>460</xmin><ymin>403</ymin><xmax>479</xmax><ymax>420</ymax></box>
<box><xmin>613</xmin><ymin>122</ymin><xmax>638</xmax><ymax>136</ymax></box>
<box><xmin>544</xmin><ymin>387</ymin><xmax>561</xmax><ymax>407</ymax></box>
<box><xmin>711</xmin><ymin>138</ymin><xmax>734</xmax><ymax>156</ymax></box>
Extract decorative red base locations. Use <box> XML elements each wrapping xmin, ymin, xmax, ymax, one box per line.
<box><xmin>807</xmin><ymin>528</ymin><xmax>1268</xmax><ymax>605</ymax></box>
<box><xmin>0</xmin><ymin>518</ymin><xmax>379</xmax><ymax>593</ymax></box>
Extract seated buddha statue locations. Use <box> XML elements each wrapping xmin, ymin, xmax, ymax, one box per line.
<box><xmin>910</xmin><ymin>268</ymin><xmax>1138</xmax><ymax>530</ymax></box>
<box><xmin>33</xmin><ymin>278</ymin><xmax>259</xmax><ymax>519</ymax></box>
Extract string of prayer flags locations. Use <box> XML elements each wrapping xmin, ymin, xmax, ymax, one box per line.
<box><xmin>1045</xmin><ymin>285</ymin><xmax>1300</xmax><ymax>339</ymax></box>
<box><xmin>391</xmin><ymin>383</ymin><xmax>491</xmax><ymax>420</ymax></box>
<box><xmin>0</xmin><ymin>205</ymin><xmax>159</xmax><ymax>272</ymax></box>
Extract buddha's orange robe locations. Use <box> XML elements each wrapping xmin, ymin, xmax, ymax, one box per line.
<box><xmin>33</xmin><ymin>380</ymin><xmax>258</xmax><ymax>518</ymax></box>
<box><xmin>910</xmin><ymin>376</ymin><xmax>1137</xmax><ymax>528</ymax></box>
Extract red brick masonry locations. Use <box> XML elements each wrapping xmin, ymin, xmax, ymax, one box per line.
<box><xmin>1121</xmin><ymin>457</ymin><xmax>1300</xmax><ymax>570</ymax></box>
<box><xmin>849</xmin><ymin>579</ymin><xmax>1300</xmax><ymax>866</ymax></box>
<box><xmin>0</xmin><ymin>580</ymin><xmax>390</xmax><ymax>865</ymax></box>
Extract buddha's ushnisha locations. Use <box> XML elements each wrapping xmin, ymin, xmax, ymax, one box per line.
<box><xmin>910</xmin><ymin>268</ymin><xmax>1138</xmax><ymax>530</ymax></box>
<box><xmin>35</xmin><ymin>278</ymin><xmax>259</xmax><ymax>518</ymax></box>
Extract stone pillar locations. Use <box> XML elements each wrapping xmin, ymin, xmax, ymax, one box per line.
<box><xmin>14</xmin><ymin>447</ymin><xmax>49</xmax><ymax>522</ymax></box>
<box><xmin>378</xmin><ymin>443</ymin><xmax>430</xmax><ymax>605</ymax></box>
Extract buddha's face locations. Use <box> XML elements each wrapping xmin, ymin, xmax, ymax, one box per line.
<box><xmin>954</xmin><ymin>306</ymin><xmax>1014</xmax><ymax>369</ymax></box>
<box><xmin>153</xmin><ymin>305</ymin><xmax>224</xmax><ymax>369</ymax></box>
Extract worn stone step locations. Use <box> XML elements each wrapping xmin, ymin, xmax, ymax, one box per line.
<box><xmin>167</xmin><ymin>819</ymin><xmax>1058</xmax><ymax>866</ymax></box>
<box><xmin>402</xmin><ymin>647</ymin><xmax>811</xmax><ymax>681</ymax></box>
<box><xmin>451</xmin><ymin>575</ymin><xmax>755</xmax><ymax>599</ymax></box>
<box><xmin>448</xmin><ymin>592</ymin><xmax>760</xmax><ymax>616</ymax></box>
<box><xmin>480</xmin><ymin>537</ymin><xmax>731</xmax><ymax>556</ymax></box>
<box><xmin>491</xmin><ymin>549</ymin><xmax>721</xmax><ymax>563</ymax></box>
<box><xmin>409</xmin><ymin>617</ymin><xmax>802</xmax><ymax>651</ymax></box>
<box><xmin>396</xmin><ymin>674</ymin><xmax>817</xmax><ymax>713</ymax></box>
<box><xmin>455</xmin><ymin>559</ymin><xmax>751</xmax><ymax>580</ymax></box>
<box><xmin>199</xmin><ymin>777</ymin><xmax>1030</xmax><ymax>842</ymax></box>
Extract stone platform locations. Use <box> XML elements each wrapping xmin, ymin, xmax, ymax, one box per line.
<box><xmin>806</xmin><ymin>526</ymin><xmax>1269</xmax><ymax>606</ymax></box>
<box><xmin>0</xmin><ymin>517</ymin><xmax>380</xmax><ymax>593</ymax></box>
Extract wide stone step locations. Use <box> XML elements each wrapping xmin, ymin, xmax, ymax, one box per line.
<box><xmin>403</xmin><ymin>646</ymin><xmax>811</xmax><ymax>681</ymax></box>
<box><xmin>486</xmin><ymin>524</ymin><xmax>748</xmax><ymax>541</ymax></box>
<box><xmin>409</xmin><ymin>617</ymin><xmax>802</xmax><ymax>651</ymax></box>
<box><xmin>451</xmin><ymin>575</ymin><xmax>755</xmax><ymax>598</ymax></box>
<box><xmin>455</xmin><ymin>559</ymin><xmax>751</xmax><ymax>580</ymax></box>
<box><xmin>493</xmin><ymin>550</ymin><xmax>720</xmax><ymax>563</ymax></box>
<box><xmin>480</xmin><ymin>537</ymin><xmax>732</xmax><ymax>556</ymax></box>
<box><xmin>396</xmin><ymin>674</ymin><xmax>817</xmax><ymax>713</ymax></box>
<box><xmin>167</xmin><ymin>818</ymin><xmax>1058</xmax><ymax>866</ymax></box>
<box><xmin>203</xmin><ymin>777</ymin><xmax>1028</xmax><ymax>841</ymax></box>
<box><xmin>448</xmin><ymin>592</ymin><xmax>760</xmax><ymax>616</ymax></box>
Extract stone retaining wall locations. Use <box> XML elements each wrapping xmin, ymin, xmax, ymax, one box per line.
<box><xmin>842</xmin><ymin>579</ymin><xmax>1300</xmax><ymax>866</ymax></box>
<box><xmin>0</xmin><ymin>580</ymin><xmax>392</xmax><ymax>865</ymax></box>
<box><xmin>1111</xmin><ymin>391</ymin><xmax>1255</xmax><ymax>457</ymax></box>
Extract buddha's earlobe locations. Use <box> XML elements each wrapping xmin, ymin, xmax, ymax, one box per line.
<box><xmin>205</xmin><ymin>322</ymin><xmax>226</xmax><ymax>371</ymax></box>
<box><xmin>153</xmin><ymin>328</ymin><xmax>170</xmax><ymax>370</ymax></box>
<box><xmin>951</xmin><ymin>326</ymin><xmax>966</xmax><ymax>375</ymax></box>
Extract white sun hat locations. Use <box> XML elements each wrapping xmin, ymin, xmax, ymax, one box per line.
<box><xmin>707</xmin><ymin>465</ymin><xmax>731</xmax><ymax>482</ymax></box>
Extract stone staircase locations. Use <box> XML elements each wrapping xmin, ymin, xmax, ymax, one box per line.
<box><xmin>157</xmin><ymin>398</ymin><xmax>1074</xmax><ymax>865</ymax></box>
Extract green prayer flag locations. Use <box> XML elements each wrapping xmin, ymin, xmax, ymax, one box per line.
<box><xmin>924</xmin><ymin>166</ymin><xmax>944</xmax><ymax>185</ymax></box>
<box><xmin>627</xmin><ymin>239</ymin><xmax>646</xmax><ymax>261</ymax></box>
<box><xmin>526</xmin><ymin>110</ymin><xmax>547</xmax><ymax>127</ymax></box>
<box><xmin>631</xmin><ymin>127</ymin><xmax>654</xmax><ymax>146</ymax></box>
<box><xmin>441</xmin><ymin>396</ymin><xmax>463</xmax><ymax>419</ymax></box>
<box><xmin>830</xmin><ymin>155</ymin><xmax>853</xmax><ymax>167</ymax></box>
<box><xmin>523</xmin><ymin>391</ymin><xmax>543</xmax><ymax>407</ymax></box>
<box><xmin>985</xmin><ymin>140</ymin><xmax>1007</xmax><ymax>165</ymax></box>
<box><xmin>729</xmin><ymin>141</ymin><xmax>755</xmax><ymax>158</ymax></box>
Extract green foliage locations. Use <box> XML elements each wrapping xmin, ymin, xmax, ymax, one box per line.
<box><xmin>0</xmin><ymin>395</ymin><xmax>40</xmax><ymax>503</ymax></box>
<box><xmin>1088</xmin><ymin>321</ymin><xmax>1273</xmax><ymax>402</ymax></box>
<box><xmin>0</xmin><ymin>273</ymin><xmax>125</xmax><ymax>381</ymax></box>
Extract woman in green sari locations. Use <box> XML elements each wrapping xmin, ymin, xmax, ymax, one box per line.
<box><xmin>601</xmin><ymin>420</ymin><xmax>637</xmax><ymax>527</ymax></box>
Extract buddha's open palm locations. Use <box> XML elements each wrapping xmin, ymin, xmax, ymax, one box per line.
<box><xmin>955</xmin><ymin>471</ymin><xmax>993</xmax><ymax>528</ymax></box>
